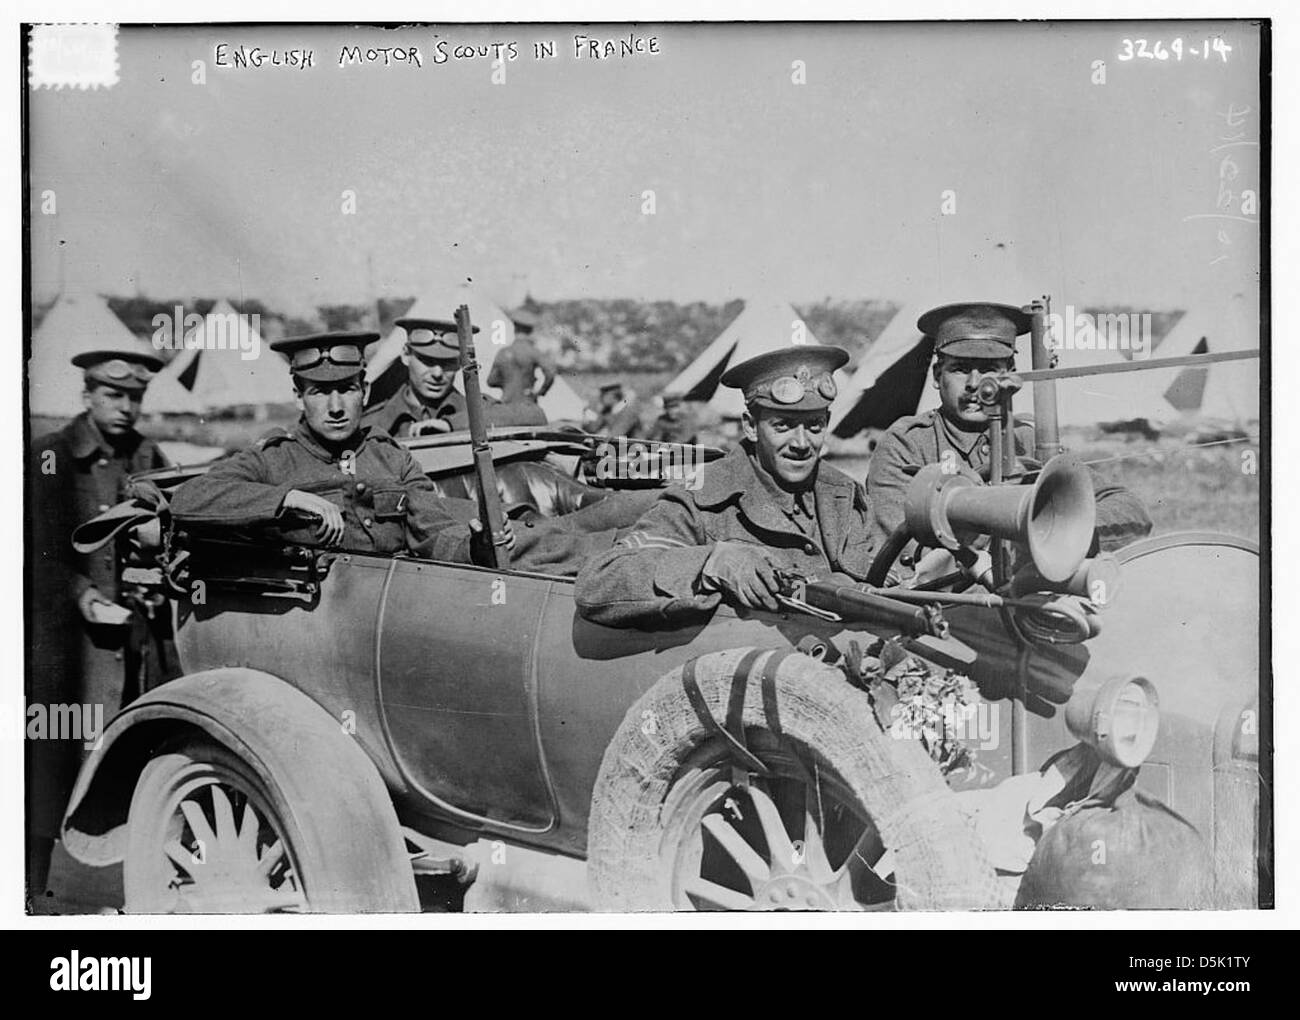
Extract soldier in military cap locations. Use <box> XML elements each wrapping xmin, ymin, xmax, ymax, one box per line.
<box><xmin>644</xmin><ymin>392</ymin><xmax>698</xmax><ymax>445</ymax></box>
<box><xmin>28</xmin><ymin>344</ymin><xmax>171</xmax><ymax>895</ymax></box>
<box><xmin>585</xmin><ymin>381</ymin><xmax>643</xmax><ymax>437</ymax></box>
<box><xmin>865</xmin><ymin>302</ymin><xmax>1151</xmax><ymax>557</ymax></box>
<box><xmin>576</xmin><ymin>345</ymin><xmax>878</xmax><ymax>628</ymax></box>
<box><xmin>170</xmin><ymin>332</ymin><xmax>500</xmax><ymax>562</ymax></box>
<box><xmin>486</xmin><ymin>309</ymin><xmax>557</xmax><ymax>411</ymax></box>
<box><xmin>361</xmin><ymin>317</ymin><xmax>544</xmax><ymax>437</ymax></box>
<box><xmin>170</xmin><ymin>332</ymin><xmax>627</xmax><ymax>575</ymax></box>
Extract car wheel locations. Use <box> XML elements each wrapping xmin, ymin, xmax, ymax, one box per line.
<box><xmin>122</xmin><ymin>737</ymin><xmax>417</xmax><ymax>914</ymax></box>
<box><xmin>588</xmin><ymin>648</ymin><xmax>1002</xmax><ymax>911</ymax></box>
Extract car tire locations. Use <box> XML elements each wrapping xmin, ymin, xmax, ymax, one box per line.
<box><xmin>587</xmin><ymin>647</ymin><xmax>1002</xmax><ymax>911</ymax></box>
<box><xmin>122</xmin><ymin>736</ymin><xmax>418</xmax><ymax>914</ymax></box>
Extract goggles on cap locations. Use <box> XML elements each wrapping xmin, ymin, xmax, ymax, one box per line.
<box><xmin>289</xmin><ymin>344</ymin><xmax>365</xmax><ymax>371</ymax></box>
<box><xmin>752</xmin><ymin>367</ymin><xmax>838</xmax><ymax>405</ymax></box>
<box><xmin>407</xmin><ymin>328</ymin><xmax>456</xmax><ymax>346</ymax></box>
<box><xmin>88</xmin><ymin>359</ymin><xmax>156</xmax><ymax>384</ymax></box>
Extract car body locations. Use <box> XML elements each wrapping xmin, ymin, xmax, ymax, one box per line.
<box><xmin>60</xmin><ymin>428</ymin><xmax>1265</xmax><ymax>911</ymax></box>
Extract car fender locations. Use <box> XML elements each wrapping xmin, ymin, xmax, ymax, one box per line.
<box><xmin>62</xmin><ymin>667</ymin><xmax>402</xmax><ymax>870</ymax></box>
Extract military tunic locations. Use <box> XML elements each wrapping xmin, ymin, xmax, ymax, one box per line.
<box><xmin>486</xmin><ymin>336</ymin><xmax>556</xmax><ymax>405</ymax></box>
<box><xmin>28</xmin><ymin>413</ymin><xmax>170</xmax><ymax>839</ymax></box>
<box><xmin>361</xmin><ymin>382</ymin><xmax>545</xmax><ymax>437</ymax></box>
<box><xmin>575</xmin><ymin>443</ymin><xmax>876</xmax><ymax>628</ymax></box>
<box><xmin>865</xmin><ymin>408</ymin><xmax>1153</xmax><ymax>555</ymax></box>
<box><xmin>169</xmin><ymin>421</ymin><xmax>475</xmax><ymax>562</ymax></box>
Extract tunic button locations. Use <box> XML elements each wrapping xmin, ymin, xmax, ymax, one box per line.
<box><xmin>98</xmin><ymin>503</ymin><xmax>110</xmax><ymax>512</ymax></box>
<box><xmin>356</xmin><ymin>482</ymin><xmax>367</xmax><ymax>493</ymax></box>
<box><xmin>363</xmin><ymin>518</ymin><xmax>373</xmax><ymax>527</ymax></box>
<box><xmin>804</xmin><ymin>543</ymin><xmax>816</xmax><ymax>555</ymax></box>
<box><xmin>97</xmin><ymin>459</ymin><xmax>108</xmax><ymax>467</ymax></box>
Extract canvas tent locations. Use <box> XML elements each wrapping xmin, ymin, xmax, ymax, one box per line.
<box><xmin>1052</xmin><ymin>303</ymin><xmax>1258</xmax><ymax>428</ymax></box>
<box><xmin>664</xmin><ymin>297</ymin><xmax>834</xmax><ymax>420</ymax></box>
<box><xmin>366</xmin><ymin>287</ymin><xmax>587</xmax><ymax>422</ymax></box>
<box><xmin>150</xmin><ymin>301</ymin><xmax>293</xmax><ymax>415</ymax></box>
<box><xmin>140</xmin><ymin>359</ymin><xmax>204</xmax><ymax>416</ymax></box>
<box><xmin>28</xmin><ymin>294</ymin><xmax>157</xmax><ymax>418</ymax></box>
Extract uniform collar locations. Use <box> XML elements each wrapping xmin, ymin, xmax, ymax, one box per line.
<box><xmin>934</xmin><ymin>410</ymin><xmax>987</xmax><ymax>456</ymax></box>
<box><xmin>68</xmin><ymin>411</ymin><xmax>136</xmax><ymax>461</ymax></box>
<box><xmin>292</xmin><ymin>419</ymin><xmax>366</xmax><ymax>463</ymax></box>
<box><xmin>694</xmin><ymin>443</ymin><xmax>848</xmax><ymax>538</ymax></box>
<box><xmin>400</xmin><ymin>383</ymin><xmax>462</xmax><ymax>419</ymax></box>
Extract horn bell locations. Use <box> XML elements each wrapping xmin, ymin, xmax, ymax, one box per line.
<box><xmin>903</xmin><ymin>454</ymin><xmax>1096</xmax><ymax>583</ymax></box>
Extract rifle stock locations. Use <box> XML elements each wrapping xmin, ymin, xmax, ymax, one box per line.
<box><xmin>455</xmin><ymin>304</ymin><xmax>510</xmax><ymax>566</ymax></box>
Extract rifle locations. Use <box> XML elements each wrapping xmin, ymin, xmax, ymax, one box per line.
<box><xmin>455</xmin><ymin>304</ymin><xmax>510</xmax><ymax>567</ymax></box>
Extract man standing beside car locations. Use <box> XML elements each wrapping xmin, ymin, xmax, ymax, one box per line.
<box><xmin>28</xmin><ymin>344</ymin><xmax>171</xmax><ymax>898</ymax></box>
<box><xmin>576</xmin><ymin>345</ymin><xmax>877</xmax><ymax>628</ymax></box>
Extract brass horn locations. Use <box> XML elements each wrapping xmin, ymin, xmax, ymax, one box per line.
<box><xmin>903</xmin><ymin>454</ymin><xmax>1096</xmax><ymax>583</ymax></box>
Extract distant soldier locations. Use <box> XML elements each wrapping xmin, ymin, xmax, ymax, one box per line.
<box><xmin>865</xmin><ymin>302</ymin><xmax>1152</xmax><ymax>556</ymax></box>
<box><xmin>585</xmin><ymin>381</ymin><xmax>642</xmax><ymax>437</ymax></box>
<box><xmin>644</xmin><ymin>393</ymin><xmax>698</xmax><ymax>445</ymax></box>
<box><xmin>576</xmin><ymin>346</ymin><xmax>877</xmax><ymax>628</ymax></box>
<box><xmin>28</xmin><ymin>345</ymin><xmax>171</xmax><ymax>896</ymax></box>
<box><xmin>486</xmin><ymin>310</ymin><xmax>557</xmax><ymax>411</ymax></box>
<box><xmin>362</xmin><ymin>318</ymin><xmax>545</xmax><ymax>437</ymax></box>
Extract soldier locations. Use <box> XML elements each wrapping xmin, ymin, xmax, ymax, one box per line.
<box><xmin>486</xmin><ymin>310</ymin><xmax>557</xmax><ymax>410</ymax></box>
<box><xmin>585</xmin><ymin>381</ymin><xmax>642</xmax><ymax>437</ymax></box>
<box><xmin>172</xmin><ymin>332</ymin><xmax>501</xmax><ymax>562</ymax></box>
<box><xmin>576</xmin><ymin>346</ymin><xmax>875</xmax><ymax>628</ymax></box>
<box><xmin>170</xmin><ymin>332</ymin><xmax>624</xmax><ymax>574</ymax></box>
<box><xmin>361</xmin><ymin>318</ymin><xmax>545</xmax><ymax>438</ymax></box>
<box><xmin>28</xmin><ymin>345</ymin><xmax>171</xmax><ymax>896</ymax></box>
<box><xmin>865</xmin><ymin>302</ymin><xmax>1152</xmax><ymax>557</ymax></box>
<box><xmin>644</xmin><ymin>393</ymin><xmax>698</xmax><ymax>445</ymax></box>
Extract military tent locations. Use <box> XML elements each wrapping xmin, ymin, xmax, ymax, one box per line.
<box><xmin>366</xmin><ymin>287</ymin><xmax>587</xmax><ymax>422</ymax></box>
<box><xmin>1052</xmin><ymin>302</ymin><xmax>1259</xmax><ymax>428</ymax></box>
<box><xmin>157</xmin><ymin>300</ymin><xmax>294</xmax><ymax>414</ymax></box>
<box><xmin>28</xmin><ymin>294</ymin><xmax>154</xmax><ymax>418</ymax></box>
<box><xmin>664</xmin><ymin>297</ymin><xmax>833</xmax><ymax>420</ymax></box>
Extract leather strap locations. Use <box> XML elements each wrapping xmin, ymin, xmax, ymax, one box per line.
<box><xmin>680</xmin><ymin>653</ymin><xmax>770</xmax><ymax>777</ymax></box>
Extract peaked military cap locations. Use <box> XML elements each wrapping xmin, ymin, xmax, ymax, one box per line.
<box><xmin>270</xmin><ymin>331</ymin><xmax>376</xmax><ymax>383</ymax></box>
<box><xmin>720</xmin><ymin>345</ymin><xmax>849</xmax><ymax>412</ymax></box>
<box><xmin>917</xmin><ymin>302</ymin><xmax>1031</xmax><ymax>359</ymax></box>
<box><xmin>511</xmin><ymin>309</ymin><xmax>538</xmax><ymax>334</ymax></box>
<box><xmin>73</xmin><ymin>346</ymin><xmax>165</xmax><ymax>392</ymax></box>
<box><xmin>396</xmin><ymin>317</ymin><xmax>477</xmax><ymax>360</ymax></box>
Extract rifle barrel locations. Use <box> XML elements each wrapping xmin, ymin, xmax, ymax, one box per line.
<box><xmin>455</xmin><ymin>304</ymin><xmax>510</xmax><ymax>565</ymax></box>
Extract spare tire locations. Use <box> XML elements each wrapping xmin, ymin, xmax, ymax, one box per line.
<box><xmin>587</xmin><ymin>647</ymin><xmax>1002</xmax><ymax>911</ymax></box>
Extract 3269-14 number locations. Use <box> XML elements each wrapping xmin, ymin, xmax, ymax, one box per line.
<box><xmin>1118</xmin><ymin>37</ymin><xmax>1233</xmax><ymax>63</ymax></box>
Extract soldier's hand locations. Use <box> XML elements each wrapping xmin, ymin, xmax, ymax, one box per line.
<box><xmin>282</xmin><ymin>489</ymin><xmax>344</xmax><ymax>547</ymax></box>
<box><xmin>76</xmin><ymin>586</ymin><xmax>113</xmax><ymax>624</ymax></box>
<box><xmin>410</xmin><ymin>417</ymin><xmax>453</xmax><ymax>437</ymax></box>
<box><xmin>700</xmin><ymin>541</ymin><xmax>782</xmax><ymax>612</ymax></box>
<box><xmin>468</xmin><ymin>518</ymin><xmax>517</xmax><ymax>565</ymax></box>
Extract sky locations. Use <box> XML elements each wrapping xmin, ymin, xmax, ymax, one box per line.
<box><xmin>27</xmin><ymin>20</ymin><xmax>1263</xmax><ymax>317</ymax></box>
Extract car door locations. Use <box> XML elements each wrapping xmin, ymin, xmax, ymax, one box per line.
<box><xmin>375</xmin><ymin>558</ymin><xmax>558</xmax><ymax>832</ymax></box>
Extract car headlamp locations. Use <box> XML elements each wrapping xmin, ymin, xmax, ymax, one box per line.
<box><xmin>1065</xmin><ymin>675</ymin><xmax>1160</xmax><ymax>768</ymax></box>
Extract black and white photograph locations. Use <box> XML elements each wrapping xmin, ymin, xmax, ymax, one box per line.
<box><xmin>18</xmin><ymin>13</ymin><xmax>1271</xmax><ymax>924</ymax></box>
